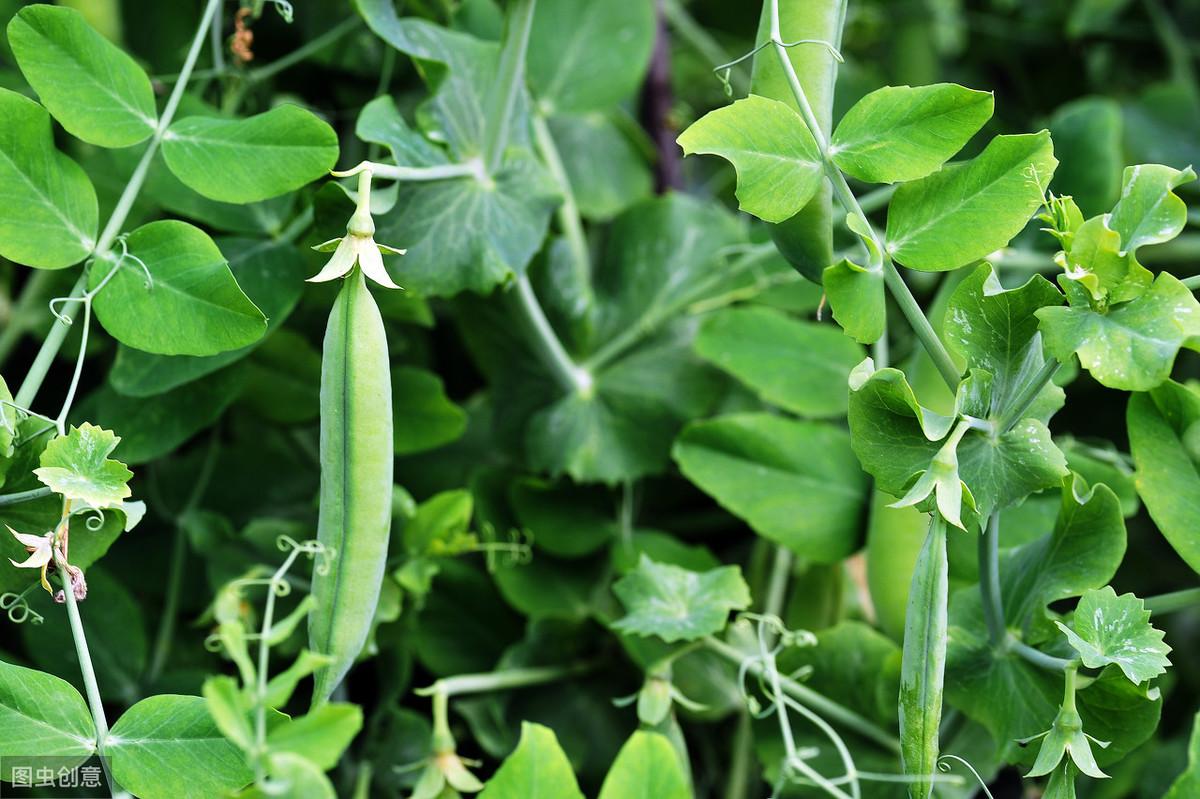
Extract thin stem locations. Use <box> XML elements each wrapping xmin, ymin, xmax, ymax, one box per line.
<box><xmin>484</xmin><ymin>0</ymin><xmax>537</xmax><ymax>173</ymax></box>
<box><xmin>767</xmin><ymin>0</ymin><xmax>960</xmax><ymax>391</ymax></box>
<box><xmin>0</xmin><ymin>486</ymin><xmax>53</xmax><ymax>507</ymax></box>
<box><xmin>706</xmin><ymin>636</ymin><xmax>902</xmax><ymax>755</ymax></box>
<box><xmin>979</xmin><ymin>514</ymin><xmax>1005</xmax><ymax>647</ymax></box>
<box><xmin>1183</xmin><ymin>274</ymin><xmax>1200</xmax><ymax>291</ymax></box>
<box><xmin>532</xmin><ymin>113</ymin><xmax>592</xmax><ymax>302</ymax></box>
<box><xmin>255</xmin><ymin>545</ymin><xmax>305</xmax><ymax>779</ymax></box>
<box><xmin>330</xmin><ymin>159</ymin><xmax>483</xmax><ymax>182</ymax></box>
<box><xmin>1144</xmin><ymin>587</ymin><xmax>1200</xmax><ymax>615</ymax></box>
<box><xmin>54</xmin><ymin>300</ymin><xmax>92</xmax><ymax>432</ymax></box>
<box><xmin>998</xmin><ymin>358</ymin><xmax>1060</xmax><ymax>433</ymax></box>
<box><xmin>1010</xmin><ymin>639</ymin><xmax>1075</xmax><ymax>672</ymax></box>
<box><xmin>14</xmin><ymin>275</ymin><xmax>86</xmax><ymax>410</ymax></box>
<box><xmin>415</xmin><ymin>662</ymin><xmax>595</xmax><ymax>698</ymax></box>
<box><xmin>510</xmin><ymin>274</ymin><xmax>592</xmax><ymax>395</ymax></box>
<box><xmin>763</xmin><ymin>547</ymin><xmax>793</xmax><ymax>619</ymax></box>
<box><xmin>246</xmin><ymin>17</ymin><xmax>361</xmax><ymax>84</ymax></box>
<box><xmin>723</xmin><ymin>712</ymin><xmax>754</xmax><ymax>799</ymax></box>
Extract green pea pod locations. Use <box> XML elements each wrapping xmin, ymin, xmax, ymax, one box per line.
<box><xmin>865</xmin><ymin>491</ymin><xmax>928</xmax><ymax>641</ymax></box>
<box><xmin>899</xmin><ymin>516</ymin><xmax>947</xmax><ymax>799</ymax></box>
<box><xmin>308</xmin><ymin>268</ymin><xmax>394</xmax><ymax>706</ymax></box>
<box><xmin>750</xmin><ymin>0</ymin><xmax>843</xmax><ymax>283</ymax></box>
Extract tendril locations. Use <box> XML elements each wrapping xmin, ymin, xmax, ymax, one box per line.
<box><xmin>938</xmin><ymin>755</ymin><xmax>995</xmax><ymax>799</ymax></box>
<box><xmin>713</xmin><ymin>38</ymin><xmax>844</xmax><ymax>96</ymax></box>
<box><xmin>277</xmin><ymin>535</ymin><xmax>332</xmax><ymax>576</ymax></box>
<box><xmin>0</xmin><ymin>591</ymin><xmax>44</xmax><ymax>625</ymax></box>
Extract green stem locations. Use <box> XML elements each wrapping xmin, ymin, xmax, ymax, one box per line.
<box><xmin>415</xmin><ymin>662</ymin><xmax>595</xmax><ymax>698</ymax></box>
<box><xmin>0</xmin><ymin>486</ymin><xmax>53</xmax><ymax>507</ymax></box>
<box><xmin>1010</xmin><ymin>639</ymin><xmax>1075</xmax><ymax>672</ymax></box>
<box><xmin>998</xmin><ymin>358</ymin><xmax>1060</xmax><ymax>433</ymax></box>
<box><xmin>763</xmin><ymin>547</ymin><xmax>793</xmax><ymax>620</ymax></box>
<box><xmin>255</xmin><ymin>545</ymin><xmax>305</xmax><ymax>779</ymax></box>
<box><xmin>723</xmin><ymin>712</ymin><xmax>754</xmax><ymax>799</ymax></box>
<box><xmin>511</xmin><ymin>274</ymin><xmax>592</xmax><ymax>395</ymax></box>
<box><xmin>979</xmin><ymin>514</ymin><xmax>1005</xmax><ymax>647</ymax></box>
<box><xmin>531</xmin><ymin>113</ymin><xmax>592</xmax><ymax>302</ymax></box>
<box><xmin>331</xmin><ymin>159</ymin><xmax>483</xmax><ymax>182</ymax></box>
<box><xmin>705</xmin><ymin>636</ymin><xmax>902</xmax><ymax>755</ymax></box>
<box><xmin>1183</xmin><ymin>274</ymin><xmax>1200</xmax><ymax>291</ymax></box>
<box><xmin>484</xmin><ymin>0</ymin><xmax>537</xmax><ymax>173</ymax></box>
<box><xmin>767</xmin><ymin>0</ymin><xmax>960</xmax><ymax>391</ymax></box>
<box><xmin>1144</xmin><ymin>587</ymin><xmax>1200</xmax><ymax>615</ymax></box>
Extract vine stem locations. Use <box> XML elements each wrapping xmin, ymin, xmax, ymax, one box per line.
<box><xmin>0</xmin><ymin>486</ymin><xmax>53</xmax><ymax>507</ymax></box>
<box><xmin>978</xmin><ymin>514</ymin><xmax>1005</xmax><ymax>646</ymax></box>
<box><xmin>1010</xmin><ymin>640</ymin><xmax>1075</xmax><ymax>672</ymax></box>
<box><xmin>511</xmin><ymin>274</ymin><xmax>593</xmax><ymax>395</ymax></box>
<box><xmin>1144</xmin><ymin>588</ymin><xmax>1200</xmax><ymax>615</ymax></box>
<box><xmin>763</xmin><ymin>547</ymin><xmax>793</xmax><ymax>620</ymax></box>
<box><xmin>531</xmin><ymin>113</ymin><xmax>592</xmax><ymax>304</ymax></box>
<box><xmin>997</xmin><ymin>358</ymin><xmax>1060</xmax><ymax>433</ymax></box>
<box><xmin>414</xmin><ymin>662</ymin><xmax>596</xmax><ymax>698</ymax></box>
<box><xmin>14</xmin><ymin>0</ymin><xmax>223</xmax><ymax>411</ymax></box>
<box><xmin>705</xmin><ymin>636</ymin><xmax>902</xmax><ymax>755</ymax></box>
<box><xmin>767</xmin><ymin>0</ymin><xmax>960</xmax><ymax>391</ymax></box>
<box><xmin>254</xmin><ymin>545</ymin><xmax>306</xmax><ymax>781</ymax></box>
<box><xmin>484</xmin><ymin>0</ymin><xmax>537</xmax><ymax>174</ymax></box>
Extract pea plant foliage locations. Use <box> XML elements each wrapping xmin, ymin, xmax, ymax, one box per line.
<box><xmin>0</xmin><ymin>0</ymin><xmax>1197</xmax><ymax>797</ymax></box>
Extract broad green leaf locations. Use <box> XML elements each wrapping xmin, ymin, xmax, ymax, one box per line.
<box><xmin>694</xmin><ymin>306</ymin><xmax>864</xmax><ymax>417</ymax></box>
<box><xmin>1127</xmin><ymin>381</ymin><xmax>1200</xmax><ymax>574</ymax></box>
<box><xmin>527</xmin><ymin>0</ymin><xmax>655</xmax><ymax>113</ymax></box>
<box><xmin>831</xmin><ymin>83</ymin><xmax>993</xmax><ymax>184</ymax></box>
<box><xmin>0</xmin><ymin>88</ymin><xmax>97</xmax><ymax>268</ymax></box>
<box><xmin>886</xmin><ymin>132</ymin><xmax>1057</xmax><ymax>271</ymax></box>
<box><xmin>355</xmin><ymin>95</ymin><xmax>446</xmax><ymax>170</ymax></box>
<box><xmin>108</xmin><ymin>239</ymin><xmax>306</xmax><ymax>397</ymax></box>
<box><xmin>393</xmin><ymin>367</ymin><xmax>467</xmax><ymax>455</ymax></box>
<box><xmin>510</xmin><ymin>478</ymin><xmax>617</xmax><ymax>557</ymax></box>
<box><xmin>412</xmin><ymin>559</ymin><xmax>523</xmax><ymax>676</ymax></box>
<box><xmin>241</xmin><ymin>753</ymin><xmax>336</xmax><ymax>799</ymax></box>
<box><xmin>598</xmin><ymin>731</ymin><xmax>690</xmax><ymax>799</ymax></box>
<box><xmin>1048</xmin><ymin>97</ymin><xmax>1122</xmax><ymax>215</ymax></box>
<box><xmin>1057</xmin><ymin>437</ymin><xmax>1139</xmax><ymax>518</ymax></box>
<box><xmin>900</xmin><ymin>518</ymin><xmax>947</xmax><ymax>799</ymax></box>
<box><xmin>1037</xmin><ymin>272</ymin><xmax>1200</xmax><ymax>391</ymax></box>
<box><xmin>673</xmin><ymin>413</ymin><xmax>868</xmax><ymax>562</ymax></box>
<box><xmin>202</xmin><ymin>675</ymin><xmax>253</xmax><ymax>751</ymax></box>
<box><xmin>944</xmin><ymin>264</ymin><xmax>1064</xmax><ymax>415</ymax></box>
<box><xmin>1107</xmin><ymin>164</ymin><xmax>1197</xmax><ymax>254</ymax></box>
<box><xmin>0</xmin><ymin>658</ymin><xmax>95</xmax><ymax>779</ymax></box>
<box><xmin>34</xmin><ymin>423</ymin><xmax>131</xmax><ymax>508</ymax></box>
<box><xmin>162</xmin><ymin>105</ymin><xmax>338</xmax><ymax>203</ymax></box>
<box><xmin>1055</xmin><ymin>586</ymin><xmax>1171</xmax><ymax>684</ymax></box>
<box><xmin>8</xmin><ymin>4</ymin><xmax>155</xmax><ymax>147</ymax></box>
<box><xmin>1164</xmin><ymin>712</ymin><xmax>1200</xmax><ymax>799</ymax></box>
<box><xmin>108</xmin><ymin>694</ymin><xmax>252</xmax><ymax>799</ymax></box>
<box><xmin>823</xmin><ymin>258</ymin><xmax>885</xmax><ymax>345</ymax></box>
<box><xmin>547</xmin><ymin>111</ymin><xmax>652</xmax><ymax>220</ymax></box>
<box><xmin>401</xmin><ymin>489</ymin><xmax>473</xmax><ymax>556</ymax></box>
<box><xmin>90</xmin><ymin>220</ymin><xmax>267</xmax><ymax>357</ymax></box>
<box><xmin>480</xmin><ymin>722</ymin><xmax>584</xmax><ymax>799</ymax></box>
<box><xmin>678</xmin><ymin>95</ymin><xmax>824</xmax><ymax>224</ymax></box>
<box><xmin>493</xmin><ymin>553</ymin><xmax>606</xmax><ymax>622</ymax></box>
<box><xmin>612</xmin><ymin>555</ymin><xmax>750</xmax><ymax>642</ymax></box>
<box><xmin>267</xmin><ymin>703</ymin><xmax>362</xmax><ymax>770</ymax></box>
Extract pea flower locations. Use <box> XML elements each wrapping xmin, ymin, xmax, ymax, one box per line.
<box><xmin>889</xmin><ymin>420</ymin><xmax>975</xmax><ymax>530</ymax></box>
<box><xmin>1018</xmin><ymin>667</ymin><xmax>1110</xmax><ymax>780</ymax></box>
<box><xmin>7</xmin><ymin>526</ymin><xmax>55</xmax><ymax>593</ymax></box>
<box><xmin>308</xmin><ymin>168</ymin><xmax>405</xmax><ymax>290</ymax></box>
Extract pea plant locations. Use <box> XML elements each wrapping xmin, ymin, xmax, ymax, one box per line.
<box><xmin>0</xmin><ymin>0</ymin><xmax>1197</xmax><ymax>797</ymax></box>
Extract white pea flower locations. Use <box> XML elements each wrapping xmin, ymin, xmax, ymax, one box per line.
<box><xmin>7</xmin><ymin>526</ymin><xmax>55</xmax><ymax>593</ymax></box>
<box><xmin>308</xmin><ymin>168</ymin><xmax>405</xmax><ymax>290</ymax></box>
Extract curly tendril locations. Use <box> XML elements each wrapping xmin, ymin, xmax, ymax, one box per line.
<box><xmin>938</xmin><ymin>755</ymin><xmax>995</xmax><ymax>799</ymax></box>
<box><xmin>713</xmin><ymin>38</ymin><xmax>844</xmax><ymax>97</ymax></box>
<box><xmin>0</xmin><ymin>591</ymin><xmax>44</xmax><ymax>625</ymax></box>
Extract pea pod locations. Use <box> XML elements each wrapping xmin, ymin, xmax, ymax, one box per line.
<box><xmin>750</xmin><ymin>0</ymin><xmax>843</xmax><ymax>283</ymax></box>
<box><xmin>308</xmin><ymin>267</ymin><xmax>394</xmax><ymax>706</ymax></box>
<box><xmin>865</xmin><ymin>491</ymin><xmax>928</xmax><ymax>641</ymax></box>
<box><xmin>899</xmin><ymin>516</ymin><xmax>947</xmax><ymax>799</ymax></box>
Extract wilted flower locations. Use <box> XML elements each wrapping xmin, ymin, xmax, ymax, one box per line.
<box><xmin>309</xmin><ymin>169</ymin><xmax>405</xmax><ymax>290</ymax></box>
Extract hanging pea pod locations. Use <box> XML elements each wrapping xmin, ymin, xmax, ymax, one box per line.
<box><xmin>307</xmin><ymin>173</ymin><xmax>398</xmax><ymax>704</ymax></box>
<box><xmin>749</xmin><ymin>0</ymin><xmax>843</xmax><ymax>283</ymax></box>
<box><xmin>899</xmin><ymin>515</ymin><xmax>948</xmax><ymax>799</ymax></box>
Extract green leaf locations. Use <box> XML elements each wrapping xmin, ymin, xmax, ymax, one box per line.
<box><xmin>202</xmin><ymin>675</ymin><xmax>253</xmax><ymax>751</ymax></box>
<box><xmin>510</xmin><ymin>478</ymin><xmax>617</xmax><ymax>557</ymax></box>
<box><xmin>546</xmin><ymin>112</ymin><xmax>652</xmax><ymax>220</ymax></box>
<box><xmin>673</xmin><ymin>413</ymin><xmax>868</xmax><ymax>562</ymax></box>
<box><xmin>1127</xmin><ymin>381</ymin><xmax>1200</xmax><ymax>574</ymax></box>
<box><xmin>267</xmin><ymin>703</ymin><xmax>363</xmax><ymax>770</ymax></box>
<box><xmin>900</xmin><ymin>518</ymin><xmax>947</xmax><ymax>799</ymax></box>
<box><xmin>402</xmin><ymin>489</ymin><xmax>473</xmax><ymax>556</ymax></box>
<box><xmin>1107</xmin><ymin>164</ymin><xmax>1196</xmax><ymax>255</ymax></box>
<box><xmin>598</xmin><ymin>731</ymin><xmax>690</xmax><ymax>799</ymax></box>
<box><xmin>34</xmin><ymin>423</ymin><xmax>132</xmax><ymax>508</ymax></box>
<box><xmin>1164</xmin><ymin>712</ymin><xmax>1200</xmax><ymax>799</ymax></box>
<box><xmin>242</xmin><ymin>753</ymin><xmax>336</xmax><ymax>799</ymax></box>
<box><xmin>393</xmin><ymin>367</ymin><xmax>468</xmax><ymax>455</ymax></box>
<box><xmin>493</xmin><ymin>553</ymin><xmax>605</xmax><ymax>622</ymax></box>
<box><xmin>612</xmin><ymin>555</ymin><xmax>751</xmax><ymax>642</ymax></box>
<box><xmin>886</xmin><ymin>132</ymin><xmax>1057</xmax><ymax>271</ymax></box>
<box><xmin>678</xmin><ymin>95</ymin><xmax>824</xmax><ymax>224</ymax></box>
<box><xmin>527</xmin><ymin>0</ymin><xmax>655</xmax><ymax>113</ymax></box>
<box><xmin>90</xmin><ymin>220</ymin><xmax>268</xmax><ymax>357</ymax></box>
<box><xmin>694</xmin><ymin>306</ymin><xmax>865</xmax><ymax>417</ymax></box>
<box><xmin>412</xmin><ymin>559</ymin><xmax>523</xmax><ymax>676</ymax></box>
<box><xmin>1037</xmin><ymin>272</ymin><xmax>1200</xmax><ymax>391</ymax></box>
<box><xmin>830</xmin><ymin>83</ymin><xmax>993</xmax><ymax>184</ymax></box>
<box><xmin>8</xmin><ymin>4</ymin><xmax>156</xmax><ymax>147</ymax></box>
<box><xmin>162</xmin><ymin>105</ymin><xmax>339</xmax><ymax>203</ymax></box>
<box><xmin>0</xmin><ymin>658</ymin><xmax>95</xmax><ymax>780</ymax></box>
<box><xmin>108</xmin><ymin>239</ymin><xmax>306</xmax><ymax>397</ymax></box>
<box><xmin>1056</xmin><ymin>586</ymin><xmax>1171</xmax><ymax>684</ymax></box>
<box><xmin>822</xmin><ymin>258</ymin><xmax>885</xmax><ymax>345</ymax></box>
<box><xmin>108</xmin><ymin>695</ymin><xmax>252</xmax><ymax>799</ymax></box>
<box><xmin>0</xmin><ymin>87</ymin><xmax>97</xmax><ymax>268</ymax></box>
<box><xmin>479</xmin><ymin>722</ymin><xmax>584</xmax><ymax>799</ymax></box>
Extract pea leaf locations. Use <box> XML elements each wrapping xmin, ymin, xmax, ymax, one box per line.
<box><xmin>510</xmin><ymin>478</ymin><xmax>617</xmax><ymax>557</ymax></box>
<box><xmin>598</xmin><ymin>731</ymin><xmax>690</xmax><ymax>799</ymax></box>
<box><xmin>108</xmin><ymin>695</ymin><xmax>252</xmax><ymax>799</ymax></box>
<box><xmin>7</xmin><ymin>4</ymin><xmax>157</xmax><ymax>147</ymax></box>
<box><xmin>823</xmin><ymin>258</ymin><xmax>885</xmax><ymax>345</ymax></box>
<box><xmin>34</xmin><ymin>423</ymin><xmax>132</xmax><ymax>508</ymax></box>
<box><xmin>1127</xmin><ymin>381</ymin><xmax>1200</xmax><ymax>574</ymax></box>
<box><xmin>493</xmin><ymin>553</ymin><xmax>606</xmax><ymax>622</ymax></box>
<box><xmin>90</xmin><ymin>220</ymin><xmax>268</xmax><ymax>357</ymax></box>
<box><xmin>678</xmin><ymin>95</ymin><xmax>824</xmax><ymax>224</ymax></box>
<box><xmin>527</xmin><ymin>0</ymin><xmax>656</xmax><ymax>113</ymax></box>
<box><xmin>162</xmin><ymin>105</ymin><xmax>339</xmax><ymax>203</ymax></box>
<box><xmin>830</xmin><ymin>83</ymin><xmax>993</xmax><ymax>184</ymax></box>
<box><xmin>1037</xmin><ymin>272</ymin><xmax>1200</xmax><ymax>391</ymax></box>
<box><xmin>243</xmin><ymin>753</ymin><xmax>336</xmax><ymax>799</ymax></box>
<box><xmin>546</xmin><ymin>112</ymin><xmax>652</xmax><ymax>220</ymax></box>
<box><xmin>0</xmin><ymin>88</ymin><xmax>98</xmax><ymax>268</ymax></box>
<box><xmin>886</xmin><ymin>132</ymin><xmax>1057</xmax><ymax>271</ymax></box>
<box><xmin>612</xmin><ymin>555</ymin><xmax>750</xmax><ymax>642</ymax></box>
<box><xmin>266</xmin><ymin>703</ymin><xmax>363</xmax><ymax>770</ymax></box>
<box><xmin>1164</xmin><ymin>712</ymin><xmax>1200</xmax><ymax>799</ymax></box>
<box><xmin>480</xmin><ymin>722</ymin><xmax>584</xmax><ymax>799</ymax></box>
<box><xmin>1055</xmin><ymin>586</ymin><xmax>1171</xmax><ymax>684</ymax></box>
<box><xmin>0</xmin><ymin>658</ymin><xmax>96</xmax><ymax>779</ymax></box>
<box><xmin>1107</xmin><ymin>164</ymin><xmax>1196</xmax><ymax>255</ymax></box>
<box><xmin>673</xmin><ymin>413</ymin><xmax>869</xmax><ymax>563</ymax></box>
<box><xmin>694</xmin><ymin>306</ymin><xmax>865</xmax><ymax>417</ymax></box>
<box><xmin>392</xmin><ymin>367</ymin><xmax>468</xmax><ymax>455</ymax></box>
